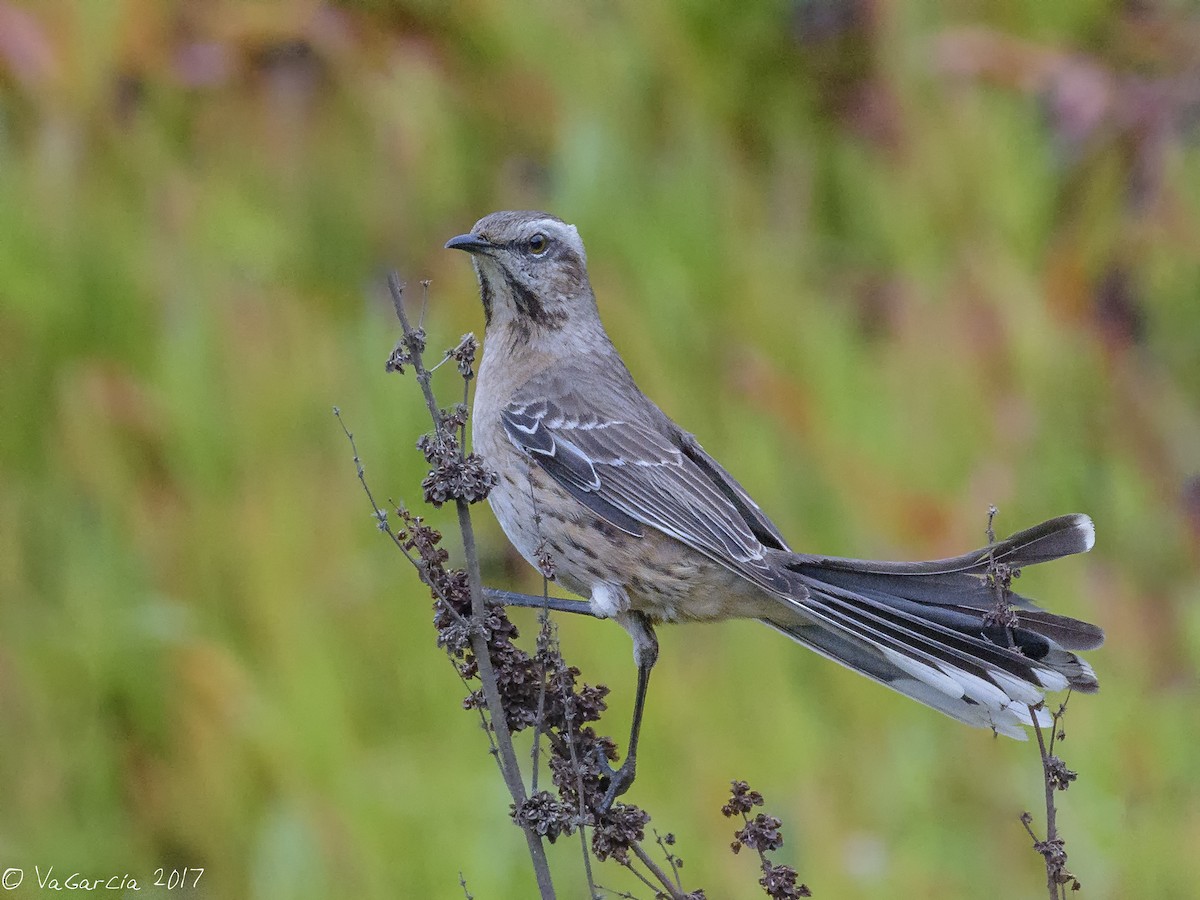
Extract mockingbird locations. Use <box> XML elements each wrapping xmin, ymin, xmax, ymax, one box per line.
<box><xmin>446</xmin><ymin>210</ymin><xmax>1103</xmax><ymax>811</ymax></box>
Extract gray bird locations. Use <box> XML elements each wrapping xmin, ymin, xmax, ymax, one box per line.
<box><xmin>446</xmin><ymin>210</ymin><xmax>1103</xmax><ymax>811</ymax></box>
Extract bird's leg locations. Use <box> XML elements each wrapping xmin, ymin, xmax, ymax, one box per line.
<box><xmin>597</xmin><ymin>611</ymin><xmax>658</xmax><ymax>814</ymax></box>
<box><xmin>483</xmin><ymin>587</ymin><xmax>600</xmax><ymax>617</ymax></box>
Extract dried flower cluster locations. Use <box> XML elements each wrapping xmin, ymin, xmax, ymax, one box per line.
<box><xmin>982</xmin><ymin>557</ymin><xmax>1021</xmax><ymax>631</ymax></box>
<box><xmin>385</xmin><ymin>326</ymin><xmax>426</xmax><ymax>375</ymax></box>
<box><xmin>417</xmin><ymin>501</ymin><xmax>664</xmax><ymax>869</ymax></box>
<box><xmin>1044</xmin><ymin>754</ymin><xmax>1077</xmax><ymax>793</ymax></box>
<box><xmin>416</xmin><ymin>406</ymin><xmax>497</xmax><ymax>507</ymax></box>
<box><xmin>513</xmin><ymin>790</ymin><xmax>574</xmax><ymax>843</ymax></box>
<box><xmin>475</xmin><ymin>599</ymin><xmax>658</xmax><ymax>866</ymax></box>
<box><xmin>723</xmin><ymin>781</ymin><xmax>811</xmax><ymax>899</ymax></box>
<box><xmin>446</xmin><ymin>333</ymin><xmax>480</xmax><ymax>379</ymax></box>
<box><xmin>388</xmin><ymin>332</ymin><xmax>660</xmax><ymax>875</ymax></box>
<box><xmin>1021</xmin><ymin>812</ymin><xmax>1080</xmax><ymax>894</ymax></box>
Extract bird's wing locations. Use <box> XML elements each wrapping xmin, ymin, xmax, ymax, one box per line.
<box><xmin>499</xmin><ymin>378</ymin><xmax>794</xmax><ymax>596</ymax></box>
<box><xmin>671</xmin><ymin>428</ymin><xmax>792</xmax><ymax>552</ymax></box>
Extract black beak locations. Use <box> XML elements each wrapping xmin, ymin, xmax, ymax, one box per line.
<box><xmin>444</xmin><ymin>232</ymin><xmax>492</xmax><ymax>254</ymax></box>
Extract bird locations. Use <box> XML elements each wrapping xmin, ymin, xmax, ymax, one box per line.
<box><xmin>446</xmin><ymin>210</ymin><xmax>1103</xmax><ymax>812</ymax></box>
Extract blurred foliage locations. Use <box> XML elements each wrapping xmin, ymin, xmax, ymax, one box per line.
<box><xmin>1</xmin><ymin>0</ymin><xmax>1198</xmax><ymax>897</ymax></box>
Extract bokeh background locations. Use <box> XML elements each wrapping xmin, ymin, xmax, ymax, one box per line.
<box><xmin>2</xmin><ymin>1</ymin><xmax>1199</xmax><ymax>897</ymax></box>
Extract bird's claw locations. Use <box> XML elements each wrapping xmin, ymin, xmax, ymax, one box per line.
<box><xmin>593</xmin><ymin>745</ymin><xmax>636</xmax><ymax>815</ymax></box>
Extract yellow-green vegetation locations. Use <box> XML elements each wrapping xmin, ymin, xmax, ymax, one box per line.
<box><xmin>1</xmin><ymin>2</ymin><xmax>1198</xmax><ymax>897</ymax></box>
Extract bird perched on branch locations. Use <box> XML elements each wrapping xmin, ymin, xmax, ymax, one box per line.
<box><xmin>446</xmin><ymin>210</ymin><xmax>1103</xmax><ymax>812</ymax></box>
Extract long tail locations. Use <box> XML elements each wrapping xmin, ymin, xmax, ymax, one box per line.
<box><xmin>763</xmin><ymin>514</ymin><xmax>1103</xmax><ymax>739</ymax></box>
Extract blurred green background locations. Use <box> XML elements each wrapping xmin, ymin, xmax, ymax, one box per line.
<box><xmin>2</xmin><ymin>1</ymin><xmax>1198</xmax><ymax>897</ymax></box>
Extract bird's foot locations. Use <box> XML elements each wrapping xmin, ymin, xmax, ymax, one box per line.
<box><xmin>594</xmin><ymin>747</ymin><xmax>637</xmax><ymax>815</ymax></box>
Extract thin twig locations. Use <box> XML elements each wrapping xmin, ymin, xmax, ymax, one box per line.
<box><xmin>555</xmin><ymin>643</ymin><xmax>601</xmax><ymax>899</ymax></box>
<box><xmin>335</xmin><ymin>410</ymin><xmax>426</xmax><ymax>566</ymax></box>
<box><xmin>630</xmin><ymin>842</ymin><xmax>688</xmax><ymax>900</ymax></box>
<box><xmin>334</xmin><ymin>408</ymin><xmax>482</xmax><ymax>652</ymax></box>
<box><xmin>419</xmin><ymin>278</ymin><xmax>430</xmax><ymax>330</ymax></box>
<box><xmin>334</xmin><ymin>411</ymin><xmax>475</xmax><ymax>639</ymax></box>
<box><xmin>461</xmin><ymin>372</ymin><xmax>470</xmax><ymax>450</ymax></box>
<box><xmin>593</xmin><ymin>885</ymin><xmax>639</xmax><ymax>900</ymax></box>
<box><xmin>1031</xmin><ymin>711</ymin><xmax>1058</xmax><ymax>865</ymax></box>
<box><xmin>1022</xmin><ymin>720</ymin><xmax>1060</xmax><ymax>900</ymax></box>
<box><xmin>982</xmin><ymin>506</ymin><xmax>1018</xmax><ymax>650</ymax></box>
<box><xmin>530</xmin><ymin>580</ymin><xmax>552</xmax><ymax>793</ymax></box>
<box><xmin>619</xmin><ymin>858</ymin><xmax>668</xmax><ymax>896</ymax></box>
<box><xmin>578</xmin><ymin>827</ymin><xmax>600</xmax><ymax>899</ymax></box>
<box><xmin>529</xmin><ymin>494</ymin><xmax>554</xmax><ymax>796</ymax></box>
<box><xmin>335</xmin><ymin>411</ymin><xmax>502</xmax><ymax>766</ymax></box>
<box><xmin>655</xmin><ymin>830</ymin><xmax>683</xmax><ymax>890</ymax></box>
<box><xmin>1026</xmin><ymin>699</ymin><xmax>1078</xmax><ymax>900</ymax></box>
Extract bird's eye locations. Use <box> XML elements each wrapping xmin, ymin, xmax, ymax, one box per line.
<box><xmin>527</xmin><ymin>233</ymin><xmax>548</xmax><ymax>255</ymax></box>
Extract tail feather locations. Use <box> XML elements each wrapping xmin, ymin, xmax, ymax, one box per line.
<box><xmin>765</xmin><ymin>515</ymin><xmax>1103</xmax><ymax>738</ymax></box>
<box><xmin>760</xmin><ymin>615</ymin><xmax>1049</xmax><ymax>739</ymax></box>
<box><xmin>790</xmin><ymin>514</ymin><xmax>1096</xmax><ymax>577</ymax></box>
<box><xmin>785</xmin><ymin>514</ymin><xmax>1103</xmax><ymax>650</ymax></box>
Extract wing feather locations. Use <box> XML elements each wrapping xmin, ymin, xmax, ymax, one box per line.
<box><xmin>499</xmin><ymin>375</ymin><xmax>793</xmax><ymax>596</ymax></box>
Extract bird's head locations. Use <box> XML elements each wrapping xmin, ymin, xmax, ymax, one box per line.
<box><xmin>445</xmin><ymin>211</ymin><xmax>597</xmax><ymax>337</ymax></box>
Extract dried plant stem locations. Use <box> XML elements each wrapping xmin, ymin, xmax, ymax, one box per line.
<box><xmin>630</xmin><ymin>842</ymin><xmax>687</xmax><ymax>900</ymax></box>
<box><xmin>619</xmin><ymin>858</ymin><xmax>669</xmax><ymax>896</ymax></box>
<box><xmin>335</xmin><ymin>407</ymin><xmax>502</xmax><ymax>766</ymax></box>
<box><xmin>387</xmin><ymin>275</ymin><xmax>555</xmax><ymax>900</ymax></box>
<box><xmin>1030</xmin><ymin>714</ymin><xmax>1061</xmax><ymax>900</ymax></box>
<box><xmin>655</xmin><ymin>830</ymin><xmax>684</xmax><ymax>890</ymax></box>
<box><xmin>530</xmin><ymin>607</ymin><xmax>549</xmax><ymax>794</ymax></box>
<box><xmin>1023</xmin><ymin>697</ymin><xmax>1078</xmax><ymax>900</ymax></box>
<box><xmin>557</xmin><ymin>677</ymin><xmax>600</xmax><ymax>898</ymax></box>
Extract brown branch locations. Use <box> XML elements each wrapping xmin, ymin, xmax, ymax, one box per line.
<box><xmin>1031</xmin><ymin>713</ymin><xmax>1060</xmax><ymax>900</ymax></box>
<box><xmin>386</xmin><ymin>274</ymin><xmax>556</xmax><ymax>900</ymax></box>
<box><xmin>1024</xmin><ymin>699</ymin><xmax>1080</xmax><ymax>899</ymax></box>
<box><xmin>655</xmin><ymin>830</ymin><xmax>684</xmax><ymax>892</ymax></box>
<box><xmin>630</xmin><ymin>841</ymin><xmax>688</xmax><ymax>900</ymax></box>
<box><xmin>617</xmin><ymin>858</ymin><xmax>668</xmax><ymax>896</ymax></box>
<box><xmin>550</xmin><ymin>629</ymin><xmax>602</xmax><ymax>899</ymax></box>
